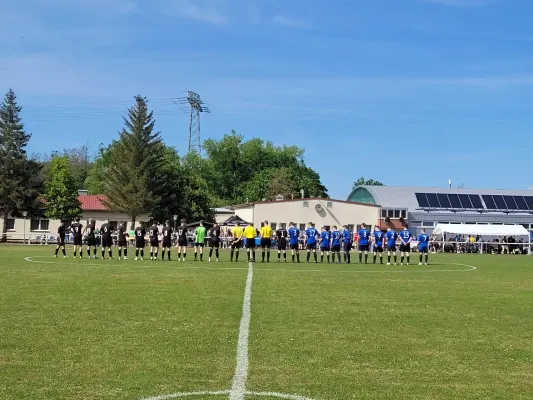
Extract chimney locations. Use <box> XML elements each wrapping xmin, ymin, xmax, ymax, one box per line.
<box><xmin>78</xmin><ymin>189</ymin><xmax>89</xmax><ymax>196</ymax></box>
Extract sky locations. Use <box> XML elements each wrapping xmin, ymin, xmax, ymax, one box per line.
<box><xmin>1</xmin><ymin>0</ymin><xmax>533</xmax><ymax>199</ymax></box>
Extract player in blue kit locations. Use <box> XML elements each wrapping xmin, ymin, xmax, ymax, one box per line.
<box><xmin>373</xmin><ymin>227</ymin><xmax>385</xmax><ymax>264</ymax></box>
<box><xmin>288</xmin><ymin>222</ymin><xmax>300</xmax><ymax>263</ymax></box>
<box><xmin>357</xmin><ymin>223</ymin><xmax>371</xmax><ymax>264</ymax></box>
<box><xmin>418</xmin><ymin>229</ymin><xmax>430</xmax><ymax>265</ymax></box>
<box><xmin>399</xmin><ymin>225</ymin><xmax>413</xmax><ymax>265</ymax></box>
<box><xmin>305</xmin><ymin>222</ymin><xmax>319</xmax><ymax>263</ymax></box>
<box><xmin>319</xmin><ymin>226</ymin><xmax>332</xmax><ymax>263</ymax></box>
<box><xmin>342</xmin><ymin>225</ymin><xmax>352</xmax><ymax>263</ymax></box>
<box><xmin>386</xmin><ymin>227</ymin><xmax>398</xmax><ymax>265</ymax></box>
<box><xmin>331</xmin><ymin>226</ymin><xmax>342</xmax><ymax>264</ymax></box>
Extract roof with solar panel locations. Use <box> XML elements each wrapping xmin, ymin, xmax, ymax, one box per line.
<box><xmin>347</xmin><ymin>186</ymin><xmax>533</xmax><ymax>215</ymax></box>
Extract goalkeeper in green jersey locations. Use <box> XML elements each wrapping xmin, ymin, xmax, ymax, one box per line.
<box><xmin>194</xmin><ymin>221</ymin><xmax>206</xmax><ymax>261</ymax></box>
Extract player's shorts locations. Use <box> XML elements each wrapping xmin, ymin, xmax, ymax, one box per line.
<box><xmin>231</xmin><ymin>239</ymin><xmax>242</xmax><ymax>249</ymax></box>
<box><xmin>117</xmin><ymin>240</ymin><xmax>127</xmax><ymax>247</ymax></box>
<box><xmin>260</xmin><ymin>238</ymin><xmax>271</xmax><ymax>248</ymax></box>
<box><xmin>289</xmin><ymin>243</ymin><xmax>298</xmax><ymax>250</ymax></box>
<box><xmin>359</xmin><ymin>244</ymin><xmax>370</xmax><ymax>252</ymax></box>
<box><xmin>278</xmin><ymin>238</ymin><xmax>287</xmax><ymax>250</ymax></box>
<box><xmin>57</xmin><ymin>235</ymin><xmax>65</xmax><ymax>246</ymax></box>
<box><xmin>332</xmin><ymin>244</ymin><xmax>341</xmax><ymax>252</ymax></box>
<box><xmin>101</xmin><ymin>237</ymin><xmax>112</xmax><ymax>248</ymax></box>
<box><xmin>387</xmin><ymin>245</ymin><xmax>397</xmax><ymax>252</ymax></box>
<box><xmin>178</xmin><ymin>238</ymin><xmax>187</xmax><ymax>247</ymax></box>
<box><xmin>245</xmin><ymin>239</ymin><xmax>255</xmax><ymax>249</ymax></box>
<box><xmin>135</xmin><ymin>240</ymin><xmax>145</xmax><ymax>248</ymax></box>
<box><xmin>419</xmin><ymin>245</ymin><xmax>429</xmax><ymax>254</ymax></box>
<box><xmin>343</xmin><ymin>241</ymin><xmax>352</xmax><ymax>251</ymax></box>
<box><xmin>399</xmin><ymin>243</ymin><xmax>410</xmax><ymax>252</ymax></box>
<box><xmin>150</xmin><ymin>239</ymin><xmax>159</xmax><ymax>247</ymax></box>
<box><xmin>195</xmin><ymin>242</ymin><xmax>204</xmax><ymax>247</ymax></box>
<box><xmin>374</xmin><ymin>246</ymin><xmax>384</xmax><ymax>253</ymax></box>
<box><xmin>306</xmin><ymin>243</ymin><xmax>316</xmax><ymax>250</ymax></box>
<box><xmin>73</xmin><ymin>235</ymin><xmax>82</xmax><ymax>246</ymax></box>
<box><xmin>162</xmin><ymin>239</ymin><xmax>171</xmax><ymax>248</ymax></box>
<box><xmin>210</xmin><ymin>240</ymin><xmax>220</xmax><ymax>248</ymax></box>
<box><xmin>320</xmin><ymin>245</ymin><xmax>330</xmax><ymax>251</ymax></box>
<box><xmin>87</xmin><ymin>237</ymin><xmax>97</xmax><ymax>247</ymax></box>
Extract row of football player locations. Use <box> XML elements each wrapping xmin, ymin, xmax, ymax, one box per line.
<box><xmin>53</xmin><ymin>219</ymin><xmax>431</xmax><ymax>265</ymax></box>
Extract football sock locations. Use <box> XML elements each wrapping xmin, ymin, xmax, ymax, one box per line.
<box><xmin>209</xmin><ymin>248</ymin><xmax>213</xmax><ymax>258</ymax></box>
<box><xmin>267</xmin><ymin>251</ymin><xmax>270</xmax><ymax>262</ymax></box>
<box><xmin>119</xmin><ymin>249</ymin><xmax>122</xmax><ymax>258</ymax></box>
<box><xmin>373</xmin><ymin>254</ymin><xmax>377</xmax><ymax>263</ymax></box>
<box><xmin>327</xmin><ymin>254</ymin><xmax>330</xmax><ymax>263</ymax></box>
<box><xmin>108</xmin><ymin>250</ymin><xmax>112</xmax><ymax>258</ymax></box>
<box><xmin>215</xmin><ymin>249</ymin><xmax>219</xmax><ymax>259</ymax></box>
<box><xmin>296</xmin><ymin>253</ymin><xmax>300</xmax><ymax>263</ymax></box>
<box><xmin>388</xmin><ymin>254</ymin><xmax>391</xmax><ymax>263</ymax></box>
<box><xmin>62</xmin><ymin>248</ymin><xmax>66</xmax><ymax>256</ymax></box>
<box><xmin>194</xmin><ymin>252</ymin><xmax>197</xmax><ymax>260</ymax></box>
<box><xmin>200</xmin><ymin>253</ymin><xmax>203</xmax><ymax>261</ymax></box>
<box><xmin>337</xmin><ymin>252</ymin><xmax>341</xmax><ymax>263</ymax></box>
<box><xmin>292</xmin><ymin>254</ymin><xmax>295</xmax><ymax>262</ymax></box>
<box><xmin>55</xmin><ymin>247</ymin><xmax>59</xmax><ymax>256</ymax></box>
<box><xmin>136</xmin><ymin>249</ymin><xmax>139</xmax><ymax>257</ymax></box>
<box><xmin>307</xmin><ymin>252</ymin><xmax>310</xmax><ymax>262</ymax></box>
<box><xmin>101</xmin><ymin>250</ymin><xmax>105</xmax><ymax>259</ymax></box>
<box><xmin>262</xmin><ymin>250</ymin><xmax>265</xmax><ymax>262</ymax></box>
<box><xmin>359</xmin><ymin>253</ymin><xmax>362</xmax><ymax>263</ymax></box>
<box><xmin>380</xmin><ymin>254</ymin><xmax>383</xmax><ymax>264</ymax></box>
<box><xmin>230</xmin><ymin>249</ymin><xmax>234</xmax><ymax>261</ymax></box>
<box><xmin>394</xmin><ymin>255</ymin><xmax>397</xmax><ymax>263</ymax></box>
<box><xmin>278</xmin><ymin>252</ymin><xmax>281</xmax><ymax>261</ymax></box>
<box><xmin>150</xmin><ymin>252</ymin><xmax>153</xmax><ymax>259</ymax></box>
<box><xmin>140</xmin><ymin>249</ymin><xmax>144</xmax><ymax>258</ymax></box>
<box><xmin>124</xmin><ymin>248</ymin><xmax>127</xmax><ymax>257</ymax></box>
<box><xmin>407</xmin><ymin>255</ymin><xmax>410</xmax><ymax>264</ymax></box>
<box><xmin>93</xmin><ymin>248</ymin><xmax>97</xmax><ymax>257</ymax></box>
<box><xmin>74</xmin><ymin>250</ymin><xmax>77</xmax><ymax>257</ymax></box>
<box><xmin>425</xmin><ymin>254</ymin><xmax>428</xmax><ymax>263</ymax></box>
<box><xmin>401</xmin><ymin>256</ymin><xmax>404</xmax><ymax>264</ymax></box>
<box><xmin>283</xmin><ymin>252</ymin><xmax>286</xmax><ymax>261</ymax></box>
<box><xmin>314</xmin><ymin>252</ymin><xmax>317</xmax><ymax>262</ymax></box>
<box><xmin>235</xmin><ymin>250</ymin><xmax>239</xmax><ymax>262</ymax></box>
<box><xmin>321</xmin><ymin>254</ymin><xmax>324</xmax><ymax>263</ymax></box>
<box><xmin>364</xmin><ymin>253</ymin><xmax>368</xmax><ymax>263</ymax></box>
<box><xmin>420</xmin><ymin>254</ymin><xmax>423</xmax><ymax>263</ymax></box>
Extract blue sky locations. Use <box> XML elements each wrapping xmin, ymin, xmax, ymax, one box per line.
<box><xmin>1</xmin><ymin>0</ymin><xmax>532</xmax><ymax>199</ymax></box>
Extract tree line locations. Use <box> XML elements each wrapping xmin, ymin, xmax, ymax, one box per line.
<box><xmin>0</xmin><ymin>91</ymin><xmax>330</xmax><ymax>239</ymax></box>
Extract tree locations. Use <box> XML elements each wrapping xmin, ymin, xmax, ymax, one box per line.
<box><xmin>0</xmin><ymin>89</ymin><xmax>42</xmax><ymax>242</ymax></box>
<box><xmin>266</xmin><ymin>167</ymin><xmax>299</xmax><ymax>200</ymax></box>
<box><xmin>102</xmin><ymin>96</ymin><xmax>165</xmax><ymax>228</ymax></box>
<box><xmin>43</xmin><ymin>155</ymin><xmax>82</xmax><ymax>220</ymax></box>
<box><xmin>352</xmin><ymin>177</ymin><xmax>384</xmax><ymax>189</ymax></box>
<box><xmin>85</xmin><ymin>142</ymin><xmax>117</xmax><ymax>194</ymax></box>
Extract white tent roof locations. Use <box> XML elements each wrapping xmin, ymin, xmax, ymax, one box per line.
<box><xmin>433</xmin><ymin>223</ymin><xmax>529</xmax><ymax>237</ymax></box>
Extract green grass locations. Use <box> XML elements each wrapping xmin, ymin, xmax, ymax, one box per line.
<box><xmin>1</xmin><ymin>246</ymin><xmax>532</xmax><ymax>399</ymax></box>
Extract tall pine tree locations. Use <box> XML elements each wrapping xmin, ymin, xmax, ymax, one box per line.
<box><xmin>0</xmin><ymin>89</ymin><xmax>41</xmax><ymax>242</ymax></box>
<box><xmin>44</xmin><ymin>155</ymin><xmax>82</xmax><ymax>221</ymax></box>
<box><xmin>103</xmin><ymin>96</ymin><xmax>165</xmax><ymax>228</ymax></box>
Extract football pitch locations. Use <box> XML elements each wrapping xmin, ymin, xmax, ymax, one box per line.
<box><xmin>1</xmin><ymin>246</ymin><xmax>532</xmax><ymax>400</ymax></box>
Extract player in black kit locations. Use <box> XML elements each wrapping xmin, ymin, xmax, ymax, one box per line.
<box><xmin>85</xmin><ymin>219</ymin><xmax>98</xmax><ymax>259</ymax></box>
<box><xmin>117</xmin><ymin>222</ymin><xmax>129</xmax><ymax>260</ymax></box>
<box><xmin>176</xmin><ymin>219</ymin><xmax>188</xmax><ymax>261</ymax></box>
<box><xmin>100</xmin><ymin>219</ymin><xmax>114</xmax><ymax>259</ymax></box>
<box><xmin>149</xmin><ymin>223</ymin><xmax>159</xmax><ymax>260</ymax></box>
<box><xmin>161</xmin><ymin>221</ymin><xmax>173</xmax><ymax>261</ymax></box>
<box><xmin>208</xmin><ymin>223</ymin><xmax>221</xmax><ymax>262</ymax></box>
<box><xmin>134</xmin><ymin>224</ymin><xmax>146</xmax><ymax>260</ymax></box>
<box><xmin>276</xmin><ymin>223</ymin><xmax>288</xmax><ymax>262</ymax></box>
<box><xmin>70</xmin><ymin>218</ymin><xmax>83</xmax><ymax>258</ymax></box>
<box><xmin>54</xmin><ymin>221</ymin><xmax>67</xmax><ymax>258</ymax></box>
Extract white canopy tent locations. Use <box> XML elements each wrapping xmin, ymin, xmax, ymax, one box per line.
<box><xmin>433</xmin><ymin>223</ymin><xmax>530</xmax><ymax>238</ymax></box>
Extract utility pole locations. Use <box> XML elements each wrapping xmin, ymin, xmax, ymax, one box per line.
<box><xmin>178</xmin><ymin>91</ymin><xmax>210</xmax><ymax>154</ymax></box>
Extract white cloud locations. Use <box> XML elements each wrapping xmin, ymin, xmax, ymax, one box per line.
<box><xmin>158</xmin><ymin>1</ymin><xmax>229</xmax><ymax>25</ymax></box>
<box><xmin>271</xmin><ymin>14</ymin><xmax>310</xmax><ymax>29</ymax></box>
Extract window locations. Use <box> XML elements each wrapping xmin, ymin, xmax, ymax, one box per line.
<box><xmin>381</xmin><ymin>209</ymin><xmax>387</xmax><ymax>218</ymax></box>
<box><xmin>422</xmin><ymin>221</ymin><xmax>434</xmax><ymax>227</ymax></box>
<box><xmin>521</xmin><ymin>224</ymin><xmax>530</xmax><ymax>229</ymax></box>
<box><xmin>394</xmin><ymin>210</ymin><xmax>400</xmax><ymax>219</ymax></box>
<box><xmin>30</xmin><ymin>219</ymin><xmax>49</xmax><ymax>231</ymax></box>
<box><xmin>280</xmin><ymin>223</ymin><xmax>286</xmax><ymax>229</ymax></box>
<box><xmin>401</xmin><ymin>210</ymin><xmax>407</xmax><ymax>219</ymax></box>
<box><xmin>326</xmin><ymin>201</ymin><xmax>333</xmax><ymax>208</ymax></box>
<box><xmin>303</xmin><ymin>201</ymin><xmax>309</xmax><ymax>208</ymax></box>
<box><xmin>410</xmin><ymin>221</ymin><xmax>422</xmax><ymax>227</ymax></box>
<box><xmin>299</xmin><ymin>223</ymin><xmax>306</xmax><ymax>232</ymax></box>
<box><xmin>6</xmin><ymin>219</ymin><xmax>15</xmax><ymax>230</ymax></box>
<box><xmin>348</xmin><ymin>224</ymin><xmax>354</xmax><ymax>233</ymax></box>
<box><xmin>387</xmin><ymin>210</ymin><xmax>394</xmax><ymax>218</ymax></box>
<box><xmin>270</xmin><ymin>222</ymin><xmax>277</xmax><ymax>230</ymax></box>
<box><xmin>110</xmin><ymin>221</ymin><xmax>118</xmax><ymax>230</ymax></box>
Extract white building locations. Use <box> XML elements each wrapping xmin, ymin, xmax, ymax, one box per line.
<box><xmin>217</xmin><ymin>197</ymin><xmax>380</xmax><ymax>232</ymax></box>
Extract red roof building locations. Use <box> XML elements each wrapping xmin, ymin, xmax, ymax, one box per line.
<box><xmin>78</xmin><ymin>195</ymin><xmax>108</xmax><ymax>211</ymax></box>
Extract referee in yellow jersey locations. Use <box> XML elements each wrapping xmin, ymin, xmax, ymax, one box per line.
<box><xmin>260</xmin><ymin>221</ymin><xmax>273</xmax><ymax>262</ymax></box>
<box><xmin>230</xmin><ymin>223</ymin><xmax>243</xmax><ymax>262</ymax></box>
<box><xmin>243</xmin><ymin>222</ymin><xmax>256</xmax><ymax>262</ymax></box>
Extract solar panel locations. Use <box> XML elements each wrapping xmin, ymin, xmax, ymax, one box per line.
<box><xmin>493</xmin><ymin>195</ymin><xmax>507</xmax><ymax>209</ymax></box>
<box><xmin>514</xmin><ymin>196</ymin><xmax>529</xmax><ymax>210</ymax></box>
<box><xmin>436</xmin><ymin>193</ymin><xmax>451</xmax><ymax>208</ymax></box>
<box><xmin>415</xmin><ymin>193</ymin><xmax>429</xmax><ymax>208</ymax></box>
<box><xmin>448</xmin><ymin>194</ymin><xmax>462</xmax><ymax>208</ymax></box>
<box><xmin>469</xmin><ymin>195</ymin><xmax>484</xmax><ymax>209</ymax></box>
<box><xmin>482</xmin><ymin>195</ymin><xmax>497</xmax><ymax>209</ymax></box>
<box><xmin>524</xmin><ymin>196</ymin><xmax>533</xmax><ymax>210</ymax></box>
<box><xmin>503</xmin><ymin>195</ymin><xmax>518</xmax><ymax>210</ymax></box>
<box><xmin>426</xmin><ymin>193</ymin><xmax>440</xmax><ymax>208</ymax></box>
<box><xmin>458</xmin><ymin>194</ymin><xmax>473</xmax><ymax>208</ymax></box>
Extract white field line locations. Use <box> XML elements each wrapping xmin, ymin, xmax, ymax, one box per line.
<box><xmin>23</xmin><ymin>257</ymin><xmax>476</xmax><ymax>273</ymax></box>
<box><xmin>246</xmin><ymin>391</ymin><xmax>318</xmax><ymax>400</ymax></box>
<box><xmin>229</xmin><ymin>261</ymin><xmax>254</xmax><ymax>400</ymax></box>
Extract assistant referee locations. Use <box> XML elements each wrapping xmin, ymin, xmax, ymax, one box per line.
<box><xmin>260</xmin><ymin>221</ymin><xmax>273</xmax><ymax>262</ymax></box>
<box><xmin>243</xmin><ymin>223</ymin><xmax>256</xmax><ymax>262</ymax></box>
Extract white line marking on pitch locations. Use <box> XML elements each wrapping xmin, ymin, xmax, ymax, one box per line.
<box><xmin>142</xmin><ymin>390</ymin><xmax>230</xmax><ymax>400</ymax></box>
<box><xmin>229</xmin><ymin>261</ymin><xmax>254</xmax><ymax>400</ymax></box>
<box><xmin>23</xmin><ymin>256</ymin><xmax>476</xmax><ymax>273</ymax></box>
